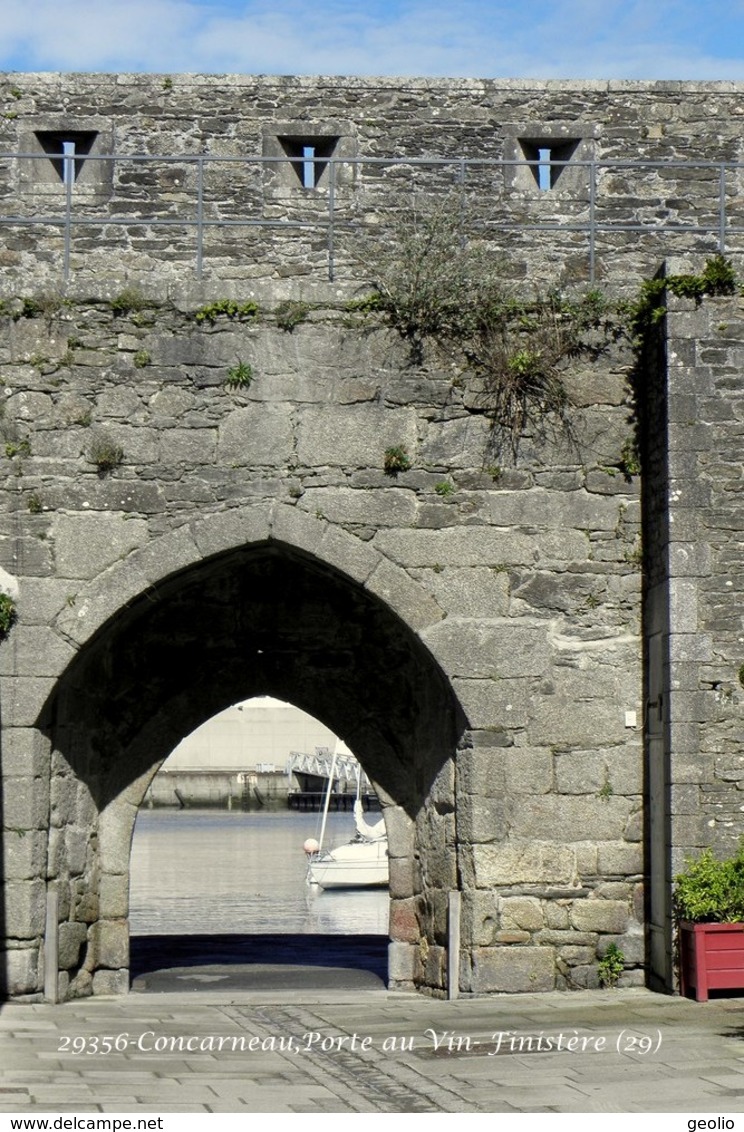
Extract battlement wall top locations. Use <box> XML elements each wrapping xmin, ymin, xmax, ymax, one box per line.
<box><xmin>1</xmin><ymin>73</ymin><xmax>744</xmax><ymax>290</ymax></box>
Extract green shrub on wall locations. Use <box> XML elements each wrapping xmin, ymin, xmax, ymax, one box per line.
<box><xmin>0</xmin><ymin>592</ymin><xmax>17</xmax><ymax>640</ymax></box>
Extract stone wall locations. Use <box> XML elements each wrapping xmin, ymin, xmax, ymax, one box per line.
<box><xmin>0</xmin><ymin>75</ymin><xmax>743</xmax><ymax>1000</ymax></box>
<box><xmin>0</xmin><ymin>75</ymin><xmax>744</xmax><ymax>291</ymax></box>
<box><xmin>0</xmin><ymin>277</ymin><xmax>644</xmax><ymax>998</ymax></box>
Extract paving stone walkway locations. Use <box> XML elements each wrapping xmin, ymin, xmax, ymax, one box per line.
<box><xmin>1</xmin><ymin>987</ymin><xmax>744</xmax><ymax>1113</ymax></box>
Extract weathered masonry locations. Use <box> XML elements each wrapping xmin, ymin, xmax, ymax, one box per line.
<box><xmin>1</xmin><ymin>74</ymin><xmax>743</xmax><ymax>1000</ymax></box>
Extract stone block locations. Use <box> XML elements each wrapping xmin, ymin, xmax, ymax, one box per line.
<box><xmin>502</xmin><ymin>747</ymin><xmax>554</xmax><ymax>794</ymax></box>
<box><xmin>0</xmin><ymin>676</ymin><xmax>56</xmax><ymax>727</ymax></box>
<box><xmin>388</xmin><ymin>940</ymin><xmax>418</xmax><ymax>986</ymax></box>
<box><xmin>593</xmin><ymin>842</ymin><xmax>643</xmax><ymax>873</ymax></box>
<box><xmin>452</xmin><ymin>679</ymin><xmax>532</xmax><ymax>731</ymax></box>
<box><xmin>461</xmin><ymin>891</ymin><xmax>500</xmax><ymax>947</ymax></box>
<box><xmin>535</xmin><ymin>929</ymin><xmax>598</xmax><ymax>947</ymax></box>
<box><xmin>92</xmin><ymin>968</ymin><xmax>130</xmax><ymax>996</ymax></box>
<box><xmin>317</xmin><ymin>523</ymin><xmax>381</xmax><ymax>584</ymax></box>
<box><xmin>545</xmin><ymin>903</ymin><xmax>570</xmax><ymax>930</ymax></box>
<box><xmin>217</xmin><ymin>404</ymin><xmax>294</xmax><ymax>466</ymax></box>
<box><xmin>423</xmin><ymin>619</ymin><xmax>550</xmax><ymax>679</ymax></box>
<box><xmin>510</xmin><ymin>795</ymin><xmax>631</xmax><ymax>842</ymax></box>
<box><xmin>148</xmin><ymin>387</ymin><xmax>197</xmax><ymax>418</ymax></box>
<box><xmin>389</xmin><ymin>898</ymin><xmax>418</xmax><ymax>943</ymax></box>
<box><xmin>470</xmin><ymin>945</ymin><xmax>555</xmax><ymax>993</ymax></box>
<box><xmin>669</xmin><ymin>578</ymin><xmax>699</xmax><ymax>633</ymax></box>
<box><xmin>456</xmin><ymin>747</ymin><xmax>508</xmax><ymax>797</ymax></box>
<box><xmin>373</xmin><ymin>527</ymin><xmax>541</xmax><ymax>568</ymax></box>
<box><xmin>0</xmin><ymin>626</ymin><xmax>77</xmax><ymax>679</ymax></box>
<box><xmin>488</xmin><ymin>488</ymin><xmax>623</xmax><ymax>532</ymax></box>
<box><xmin>594</xmin><ymin>881</ymin><xmax>632</xmax><ymax>900</ymax></box>
<box><xmin>421</xmin><ymin>566</ymin><xmax>510</xmax><ymax>618</ymax></box>
<box><xmin>606</xmin><ymin>749</ymin><xmax>644</xmax><ymax>795</ymax></box>
<box><xmin>96</xmin><ymin>388</ymin><xmax>143</xmax><ymax>419</ymax></box>
<box><xmin>669</xmin><ymin>633</ymin><xmax>713</xmax><ymax>663</ymax></box>
<box><xmin>89</xmin><ymin>920</ymin><xmax>129</xmax><ymax>970</ymax></box>
<box><xmin>192</xmin><ymin>503</ymin><xmax>272</xmax><ymax>557</ymax></box>
<box><xmin>388</xmin><ymin>856</ymin><xmax>416</xmax><ymax>900</ymax></box>
<box><xmin>0</xmin><ymin>728</ymin><xmax>51</xmax><ymax>777</ymax></box>
<box><xmin>576</xmin><ymin>843</ymin><xmax>599</xmax><ymax>876</ymax></box>
<box><xmin>58</xmin><ymin>921</ymin><xmax>88</xmax><ymax>970</ymax></box>
<box><xmin>555</xmin><ymin>751</ymin><xmax>606</xmax><ymax>795</ymax></box>
<box><xmin>11</xmin><ymin>578</ymin><xmax>78</xmax><ymax>627</ymax></box>
<box><xmin>52</xmin><ymin>513</ymin><xmax>148</xmax><ymax>580</ymax></box>
<box><xmin>668</xmin><ymin>542</ymin><xmax>711</xmax><ymax>578</ymax></box>
<box><xmin>54</xmin><ymin>563</ymin><xmax>150</xmax><ymax>648</ymax></box>
<box><xmin>422</xmin><ymin>942</ymin><xmax>447</xmax><ymax>991</ymax></box>
<box><xmin>99</xmin><ymin>874</ymin><xmax>130</xmax><ymax>919</ymax></box>
<box><xmin>130</xmin><ymin>526</ymin><xmax>202</xmax><ymax>583</ymax></box>
<box><xmin>570</xmin><ymin>899</ymin><xmax>629</xmax><ymax>934</ymax></box>
<box><xmin>429</xmin><ymin>759</ymin><xmax>456</xmax><ymax>807</ymax></box>
<box><xmin>74</xmin><ymin>892</ymin><xmax>99</xmax><ymax>924</ymax></box>
<box><xmin>5</xmin><ymin>880</ymin><xmax>46</xmax><ymax>937</ymax></box>
<box><xmin>295</xmin><ymin>404</ymin><xmax>417</xmax><ymax>468</ymax></box>
<box><xmin>501</xmin><ymin>897</ymin><xmax>544</xmax><ymax>931</ymax></box>
<box><xmin>381</xmin><ymin>805</ymin><xmax>415</xmax><ymax>859</ymax></box>
<box><xmin>560</xmin><ymin>964</ymin><xmax>600</xmax><ymax>990</ymax></box>
<box><xmin>365</xmin><ymin>558</ymin><xmax>444</xmax><ymax>632</ymax></box>
<box><xmin>0</xmin><ymin>947</ymin><xmax>41</xmax><ymax>997</ymax></box>
<box><xmin>3</xmin><ymin>776</ymin><xmax>49</xmax><ymax>830</ymax></box>
<box><xmin>158</xmin><ymin>427</ymin><xmax>217</xmax><ymax>466</ymax></box>
<box><xmin>50</xmin><ymin>774</ymin><xmax>78</xmax><ymax>825</ymax></box>
<box><xmin>299</xmin><ymin>486</ymin><xmax>417</xmax><ymax>527</ymax></box>
<box><xmin>474</xmin><ymin>841</ymin><xmax>576</xmax><ymax>886</ymax></box>
<box><xmin>529</xmin><ymin>699</ymin><xmax>626</xmax><ymax>747</ymax></box>
<box><xmin>3</xmin><ymin>829</ymin><xmax>46</xmax><ymax>880</ymax></box>
<box><xmin>420</xmin><ymin>847</ymin><xmax>458</xmax><ymax>891</ymax></box>
<box><xmin>420</xmin><ymin>416</ymin><xmax>491</xmax><ymax>468</ymax></box>
<box><xmin>458</xmin><ymin>794</ymin><xmax>512</xmax><ymax>843</ymax></box>
<box><xmin>557</xmin><ymin>945</ymin><xmax>596</xmax><ymax>965</ymax></box>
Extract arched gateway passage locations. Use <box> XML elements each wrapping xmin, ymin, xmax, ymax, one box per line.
<box><xmin>39</xmin><ymin>517</ymin><xmax>467</xmax><ymax>998</ymax></box>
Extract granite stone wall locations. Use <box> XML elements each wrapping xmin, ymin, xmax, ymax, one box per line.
<box><xmin>0</xmin><ymin>75</ymin><xmax>742</xmax><ymax>1000</ymax></box>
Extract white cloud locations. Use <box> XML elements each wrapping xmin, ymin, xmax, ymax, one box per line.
<box><xmin>0</xmin><ymin>0</ymin><xmax>743</xmax><ymax>78</ymax></box>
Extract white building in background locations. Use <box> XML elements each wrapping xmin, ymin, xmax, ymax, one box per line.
<box><xmin>164</xmin><ymin>696</ymin><xmax>343</xmax><ymax>771</ymax></box>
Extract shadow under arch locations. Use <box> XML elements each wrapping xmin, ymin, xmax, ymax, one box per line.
<box><xmin>40</xmin><ymin>538</ymin><xmax>468</xmax><ymax>997</ymax></box>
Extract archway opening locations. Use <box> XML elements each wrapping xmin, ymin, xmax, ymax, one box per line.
<box><xmin>42</xmin><ymin>539</ymin><xmax>467</xmax><ymax>997</ymax></box>
<box><xmin>128</xmin><ymin>696</ymin><xmax>390</xmax><ymax>990</ymax></box>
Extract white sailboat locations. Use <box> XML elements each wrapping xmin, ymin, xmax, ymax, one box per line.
<box><xmin>305</xmin><ymin>747</ymin><xmax>389</xmax><ymax>890</ymax></box>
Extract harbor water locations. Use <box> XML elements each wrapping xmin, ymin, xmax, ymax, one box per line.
<box><xmin>130</xmin><ymin>808</ymin><xmax>389</xmax><ymax>937</ymax></box>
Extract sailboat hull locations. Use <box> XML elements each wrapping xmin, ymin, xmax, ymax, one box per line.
<box><xmin>308</xmin><ymin>839</ymin><xmax>388</xmax><ymax>889</ymax></box>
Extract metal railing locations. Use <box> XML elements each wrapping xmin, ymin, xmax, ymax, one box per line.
<box><xmin>2</xmin><ymin>151</ymin><xmax>742</xmax><ymax>283</ymax></box>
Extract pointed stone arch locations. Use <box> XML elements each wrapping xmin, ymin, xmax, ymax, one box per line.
<box><xmin>34</xmin><ymin>505</ymin><xmax>468</xmax><ymax>998</ymax></box>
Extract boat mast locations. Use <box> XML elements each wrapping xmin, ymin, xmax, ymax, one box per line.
<box><xmin>316</xmin><ymin>747</ymin><xmax>337</xmax><ymax>854</ymax></box>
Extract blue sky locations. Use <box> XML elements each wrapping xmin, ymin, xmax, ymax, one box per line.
<box><xmin>1</xmin><ymin>0</ymin><xmax>744</xmax><ymax>78</ymax></box>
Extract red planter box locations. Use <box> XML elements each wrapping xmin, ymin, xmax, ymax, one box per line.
<box><xmin>679</xmin><ymin>921</ymin><xmax>744</xmax><ymax>1002</ymax></box>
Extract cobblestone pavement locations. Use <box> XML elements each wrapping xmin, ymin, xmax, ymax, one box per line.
<box><xmin>1</xmin><ymin>987</ymin><xmax>744</xmax><ymax>1113</ymax></box>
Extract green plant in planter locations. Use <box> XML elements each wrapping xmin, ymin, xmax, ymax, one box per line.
<box><xmin>674</xmin><ymin>841</ymin><xmax>744</xmax><ymax>923</ymax></box>
<box><xmin>676</xmin><ymin>840</ymin><xmax>744</xmax><ymax>1001</ymax></box>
